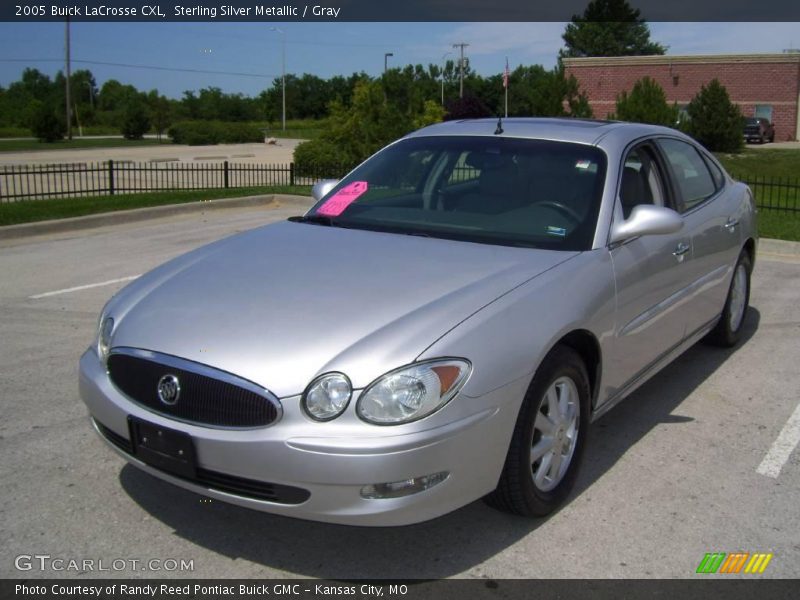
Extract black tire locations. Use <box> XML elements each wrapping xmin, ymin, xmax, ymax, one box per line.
<box><xmin>485</xmin><ymin>346</ymin><xmax>590</xmax><ymax>517</ymax></box>
<box><xmin>705</xmin><ymin>250</ymin><xmax>752</xmax><ymax>347</ymax></box>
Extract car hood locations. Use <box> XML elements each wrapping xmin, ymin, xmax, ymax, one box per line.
<box><xmin>108</xmin><ymin>221</ymin><xmax>577</xmax><ymax>397</ymax></box>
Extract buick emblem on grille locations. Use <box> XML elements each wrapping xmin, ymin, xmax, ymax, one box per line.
<box><xmin>157</xmin><ymin>374</ymin><xmax>181</xmax><ymax>405</ymax></box>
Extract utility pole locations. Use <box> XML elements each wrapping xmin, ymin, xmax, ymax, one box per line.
<box><xmin>270</xmin><ymin>27</ymin><xmax>286</xmax><ymax>131</ymax></box>
<box><xmin>452</xmin><ymin>43</ymin><xmax>468</xmax><ymax>98</ymax></box>
<box><xmin>65</xmin><ymin>17</ymin><xmax>72</xmax><ymax>140</ymax></box>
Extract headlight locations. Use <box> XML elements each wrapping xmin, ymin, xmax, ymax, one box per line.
<box><xmin>302</xmin><ymin>372</ymin><xmax>352</xmax><ymax>421</ymax></box>
<box><xmin>96</xmin><ymin>316</ymin><xmax>114</xmax><ymax>362</ymax></box>
<box><xmin>357</xmin><ymin>359</ymin><xmax>471</xmax><ymax>425</ymax></box>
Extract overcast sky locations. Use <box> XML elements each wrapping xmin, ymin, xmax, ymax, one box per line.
<box><xmin>0</xmin><ymin>22</ymin><xmax>798</xmax><ymax>98</ymax></box>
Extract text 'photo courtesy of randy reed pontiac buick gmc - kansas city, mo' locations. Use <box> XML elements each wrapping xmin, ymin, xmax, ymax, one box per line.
<box><xmin>79</xmin><ymin>118</ymin><xmax>757</xmax><ymax>526</ymax></box>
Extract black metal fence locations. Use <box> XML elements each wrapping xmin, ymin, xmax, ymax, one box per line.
<box><xmin>0</xmin><ymin>161</ymin><xmax>798</xmax><ymax>214</ymax></box>
<box><xmin>0</xmin><ymin>161</ymin><xmax>346</xmax><ymax>202</ymax></box>
<box><xmin>732</xmin><ymin>174</ymin><xmax>800</xmax><ymax>213</ymax></box>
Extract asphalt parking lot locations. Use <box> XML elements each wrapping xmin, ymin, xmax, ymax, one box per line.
<box><xmin>0</xmin><ymin>201</ymin><xmax>798</xmax><ymax>580</ymax></box>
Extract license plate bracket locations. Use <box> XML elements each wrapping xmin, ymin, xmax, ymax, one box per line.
<box><xmin>128</xmin><ymin>416</ymin><xmax>197</xmax><ymax>479</ymax></box>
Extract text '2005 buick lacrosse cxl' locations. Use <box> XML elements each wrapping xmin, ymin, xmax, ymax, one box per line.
<box><xmin>80</xmin><ymin>118</ymin><xmax>756</xmax><ymax>526</ymax></box>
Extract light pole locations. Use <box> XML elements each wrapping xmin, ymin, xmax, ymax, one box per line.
<box><xmin>384</xmin><ymin>52</ymin><xmax>393</xmax><ymax>74</ymax></box>
<box><xmin>85</xmin><ymin>80</ymin><xmax>94</xmax><ymax>110</ymax></box>
<box><xmin>441</xmin><ymin>52</ymin><xmax>452</xmax><ymax>105</ymax></box>
<box><xmin>270</xmin><ymin>27</ymin><xmax>286</xmax><ymax>131</ymax></box>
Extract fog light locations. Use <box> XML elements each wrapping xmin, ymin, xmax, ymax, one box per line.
<box><xmin>360</xmin><ymin>471</ymin><xmax>449</xmax><ymax>499</ymax></box>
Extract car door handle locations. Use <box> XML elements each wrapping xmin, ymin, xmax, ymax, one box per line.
<box><xmin>725</xmin><ymin>217</ymin><xmax>740</xmax><ymax>232</ymax></box>
<box><xmin>672</xmin><ymin>242</ymin><xmax>690</xmax><ymax>262</ymax></box>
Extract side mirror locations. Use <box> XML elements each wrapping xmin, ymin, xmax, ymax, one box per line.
<box><xmin>311</xmin><ymin>179</ymin><xmax>339</xmax><ymax>202</ymax></box>
<box><xmin>610</xmin><ymin>205</ymin><xmax>683</xmax><ymax>244</ymax></box>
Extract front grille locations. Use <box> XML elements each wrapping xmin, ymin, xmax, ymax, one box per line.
<box><xmin>107</xmin><ymin>350</ymin><xmax>279</xmax><ymax>428</ymax></box>
<box><xmin>93</xmin><ymin>419</ymin><xmax>310</xmax><ymax>505</ymax></box>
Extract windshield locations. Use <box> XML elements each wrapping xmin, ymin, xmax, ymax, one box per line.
<box><xmin>306</xmin><ymin>136</ymin><xmax>607</xmax><ymax>251</ymax></box>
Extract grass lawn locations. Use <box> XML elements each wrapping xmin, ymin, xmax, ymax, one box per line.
<box><xmin>0</xmin><ymin>137</ymin><xmax>170</xmax><ymax>153</ymax></box>
<box><xmin>0</xmin><ymin>186</ymin><xmax>311</xmax><ymax>227</ymax></box>
<box><xmin>716</xmin><ymin>149</ymin><xmax>800</xmax><ymax>180</ymax></box>
<box><xmin>757</xmin><ymin>210</ymin><xmax>800</xmax><ymax>242</ymax></box>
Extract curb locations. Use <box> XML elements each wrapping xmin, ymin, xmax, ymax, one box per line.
<box><xmin>0</xmin><ymin>194</ymin><xmax>314</xmax><ymax>240</ymax></box>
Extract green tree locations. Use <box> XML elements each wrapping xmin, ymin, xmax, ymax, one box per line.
<box><xmin>506</xmin><ymin>66</ymin><xmax>567</xmax><ymax>116</ymax></box>
<box><xmin>121</xmin><ymin>99</ymin><xmax>151</xmax><ymax>140</ymax></box>
<box><xmin>685</xmin><ymin>79</ymin><xmax>743</xmax><ymax>153</ymax></box>
<box><xmin>561</xmin><ymin>0</ymin><xmax>666</xmax><ymax>58</ymax></box>
<box><xmin>147</xmin><ymin>91</ymin><xmax>172</xmax><ymax>141</ymax></box>
<box><xmin>612</xmin><ymin>77</ymin><xmax>677</xmax><ymax>126</ymax></box>
<box><xmin>98</xmin><ymin>79</ymin><xmax>139</xmax><ymax>112</ymax></box>
<box><xmin>30</xmin><ymin>101</ymin><xmax>65</xmax><ymax>142</ymax></box>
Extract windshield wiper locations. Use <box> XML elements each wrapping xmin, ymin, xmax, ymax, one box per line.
<box><xmin>288</xmin><ymin>214</ymin><xmax>338</xmax><ymax>227</ymax></box>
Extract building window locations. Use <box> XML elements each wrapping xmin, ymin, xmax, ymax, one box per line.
<box><xmin>754</xmin><ymin>104</ymin><xmax>774</xmax><ymax>122</ymax></box>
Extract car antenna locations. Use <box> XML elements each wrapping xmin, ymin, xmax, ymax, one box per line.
<box><xmin>494</xmin><ymin>115</ymin><xmax>504</xmax><ymax>135</ymax></box>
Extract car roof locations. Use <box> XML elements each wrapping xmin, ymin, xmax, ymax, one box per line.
<box><xmin>406</xmin><ymin>117</ymin><xmax>690</xmax><ymax>148</ymax></box>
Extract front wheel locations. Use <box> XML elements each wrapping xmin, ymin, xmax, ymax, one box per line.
<box><xmin>705</xmin><ymin>250</ymin><xmax>751</xmax><ymax>347</ymax></box>
<box><xmin>485</xmin><ymin>346</ymin><xmax>590</xmax><ymax>517</ymax></box>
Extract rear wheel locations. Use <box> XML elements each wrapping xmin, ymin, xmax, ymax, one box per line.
<box><xmin>485</xmin><ymin>346</ymin><xmax>590</xmax><ymax>516</ymax></box>
<box><xmin>706</xmin><ymin>250</ymin><xmax>751</xmax><ymax>347</ymax></box>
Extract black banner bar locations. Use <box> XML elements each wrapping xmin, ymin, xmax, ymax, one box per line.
<box><xmin>1</xmin><ymin>0</ymin><xmax>799</xmax><ymax>22</ymax></box>
<box><xmin>2</xmin><ymin>580</ymin><xmax>799</xmax><ymax>600</ymax></box>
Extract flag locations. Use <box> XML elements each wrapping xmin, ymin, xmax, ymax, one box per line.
<box><xmin>503</xmin><ymin>58</ymin><xmax>509</xmax><ymax>89</ymax></box>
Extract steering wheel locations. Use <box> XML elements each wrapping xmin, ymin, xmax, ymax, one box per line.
<box><xmin>536</xmin><ymin>201</ymin><xmax>582</xmax><ymax>223</ymax></box>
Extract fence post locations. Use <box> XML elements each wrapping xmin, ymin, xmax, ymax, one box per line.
<box><xmin>290</xmin><ymin>162</ymin><xmax>295</xmax><ymax>187</ymax></box>
<box><xmin>224</xmin><ymin>160</ymin><xmax>229</xmax><ymax>189</ymax></box>
<box><xmin>108</xmin><ymin>160</ymin><xmax>115</xmax><ymax>195</ymax></box>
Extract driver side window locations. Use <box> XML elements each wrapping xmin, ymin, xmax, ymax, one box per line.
<box><xmin>619</xmin><ymin>145</ymin><xmax>665</xmax><ymax>219</ymax></box>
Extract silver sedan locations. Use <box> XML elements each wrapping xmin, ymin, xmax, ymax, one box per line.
<box><xmin>79</xmin><ymin>118</ymin><xmax>757</xmax><ymax>526</ymax></box>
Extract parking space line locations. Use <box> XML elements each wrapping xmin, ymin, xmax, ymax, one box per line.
<box><xmin>29</xmin><ymin>275</ymin><xmax>141</xmax><ymax>299</ymax></box>
<box><xmin>756</xmin><ymin>401</ymin><xmax>800</xmax><ymax>478</ymax></box>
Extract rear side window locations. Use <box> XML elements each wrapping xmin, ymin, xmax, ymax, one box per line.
<box><xmin>658</xmin><ymin>138</ymin><xmax>717</xmax><ymax>212</ymax></box>
<box><xmin>704</xmin><ymin>155</ymin><xmax>725</xmax><ymax>190</ymax></box>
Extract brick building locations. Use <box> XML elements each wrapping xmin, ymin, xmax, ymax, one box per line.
<box><xmin>563</xmin><ymin>53</ymin><xmax>800</xmax><ymax>142</ymax></box>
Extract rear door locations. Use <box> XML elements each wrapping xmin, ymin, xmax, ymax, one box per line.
<box><xmin>655</xmin><ymin>138</ymin><xmax>742</xmax><ymax>338</ymax></box>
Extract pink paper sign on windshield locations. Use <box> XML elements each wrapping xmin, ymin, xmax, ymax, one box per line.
<box><xmin>316</xmin><ymin>181</ymin><xmax>368</xmax><ymax>216</ymax></box>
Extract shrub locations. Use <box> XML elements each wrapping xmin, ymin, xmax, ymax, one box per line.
<box><xmin>685</xmin><ymin>79</ymin><xmax>743</xmax><ymax>153</ymax></box>
<box><xmin>293</xmin><ymin>139</ymin><xmax>352</xmax><ymax>178</ymax></box>
<box><xmin>413</xmin><ymin>100</ymin><xmax>446</xmax><ymax>130</ymax></box>
<box><xmin>30</xmin><ymin>103</ymin><xmax>65</xmax><ymax>142</ymax></box>
<box><xmin>293</xmin><ymin>81</ymin><xmax>412</xmax><ymax>175</ymax></box>
<box><xmin>121</xmin><ymin>101</ymin><xmax>151</xmax><ymax>140</ymax></box>
<box><xmin>613</xmin><ymin>77</ymin><xmax>677</xmax><ymax>127</ymax></box>
<box><xmin>168</xmin><ymin>121</ymin><xmax>263</xmax><ymax>145</ymax></box>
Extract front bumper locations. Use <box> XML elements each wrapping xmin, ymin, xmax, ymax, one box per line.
<box><xmin>79</xmin><ymin>350</ymin><xmax>524</xmax><ymax>526</ymax></box>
